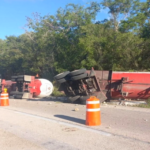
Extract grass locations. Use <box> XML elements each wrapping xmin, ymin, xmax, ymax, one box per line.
<box><xmin>51</xmin><ymin>81</ymin><xmax>65</xmax><ymax>97</ymax></box>
<box><xmin>52</xmin><ymin>86</ymin><xmax>65</xmax><ymax>97</ymax></box>
<box><xmin>138</xmin><ymin>99</ymin><xmax>150</xmax><ymax>108</ymax></box>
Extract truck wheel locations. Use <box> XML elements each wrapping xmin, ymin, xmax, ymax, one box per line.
<box><xmin>79</xmin><ymin>96</ymin><xmax>90</xmax><ymax>105</ymax></box>
<box><xmin>14</xmin><ymin>95</ymin><xmax>23</xmax><ymax>99</ymax></box>
<box><xmin>11</xmin><ymin>76</ymin><xmax>17</xmax><ymax>81</ymax></box>
<box><xmin>69</xmin><ymin>68</ymin><xmax>86</xmax><ymax>76</ymax></box>
<box><xmin>11</xmin><ymin>76</ymin><xmax>18</xmax><ymax>79</ymax></box>
<box><xmin>54</xmin><ymin>71</ymin><xmax>70</xmax><ymax>80</ymax></box>
<box><xmin>11</xmin><ymin>79</ymin><xmax>16</xmax><ymax>82</ymax></box>
<box><xmin>68</xmin><ymin>95</ymin><xmax>80</xmax><ymax>103</ymax></box>
<box><xmin>17</xmin><ymin>75</ymin><xmax>24</xmax><ymax>78</ymax></box>
<box><xmin>10</xmin><ymin>91</ymin><xmax>25</xmax><ymax>95</ymax></box>
<box><xmin>71</xmin><ymin>73</ymin><xmax>88</xmax><ymax>81</ymax></box>
<box><xmin>17</xmin><ymin>78</ymin><xmax>24</xmax><ymax>82</ymax></box>
<box><xmin>57</xmin><ymin>78</ymin><xmax>67</xmax><ymax>84</ymax></box>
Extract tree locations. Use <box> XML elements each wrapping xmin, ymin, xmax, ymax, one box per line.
<box><xmin>101</xmin><ymin>0</ymin><xmax>134</xmax><ymax>32</ymax></box>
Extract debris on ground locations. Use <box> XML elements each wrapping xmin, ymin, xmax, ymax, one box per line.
<box><xmin>74</xmin><ymin>108</ymin><xmax>79</xmax><ymax>111</ymax></box>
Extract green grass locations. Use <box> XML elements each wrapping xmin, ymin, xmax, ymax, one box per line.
<box><xmin>138</xmin><ymin>99</ymin><xmax>150</xmax><ymax>108</ymax></box>
<box><xmin>51</xmin><ymin>81</ymin><xmax>65</xmax><ymax>97</ymax></box>
<box><xmin>52</xmin><ymin>86</ymin><xmax>65</xmax><ymax>97</ymax></box>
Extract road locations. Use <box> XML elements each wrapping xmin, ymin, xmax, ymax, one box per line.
<box><xmin>0</xmin><ymin>98</ymin><xmax>150</xmax><ymax>150</ymax></box>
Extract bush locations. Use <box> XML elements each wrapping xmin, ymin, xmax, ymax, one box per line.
<box><xmin>138</xmin><ymin>99</ymin><xmax>150</xmax><ymax>108</ymax></box>
<box><xmin>51</xmin><ymin>81</ymin><xmax>65</xmax><ymax>97</ymax></box>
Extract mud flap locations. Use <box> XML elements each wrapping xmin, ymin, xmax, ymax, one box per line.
<box><xmin>97</xmin><ymin>92</ymin><xmax>108</xmax><ymax>103</ymax></box>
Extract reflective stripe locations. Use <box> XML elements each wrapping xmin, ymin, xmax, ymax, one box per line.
<box><xmin>0</xmin><ymin>98</ymin><xmax>9</xmax><ymax>100</ymax></box>
<box><xmin>86</xmin><ymin>101</ymin><xmax>100</xmax><ymax>104</ymax></box>
<box><xmin>1</xmin><ymin>94</ymin><xmax>8</xmax><ymax>96</ymax></box>
<box><xmin>86</xmin><ymin>108</ymin><xmax>100</xmax><ymax>112</ymax></box>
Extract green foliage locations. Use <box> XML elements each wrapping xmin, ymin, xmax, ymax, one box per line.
<box><xmin>138</xmin><ymin>99</ymin><xmax>150</xmax><ymax>108</ymax></box>
<box><xmin>0</xmin><ymin>0</ymin><xmax>150</xmax><ymax>79</ymax></box>
<box><xmin>52</xmin><ymin>86</ymin><xmax>65</xmax><ymax>97</ymax></box>
<box><xmin>51</xmin><ymin>81</ymin><xmax>65</xmax><ymax>96</ymax></box>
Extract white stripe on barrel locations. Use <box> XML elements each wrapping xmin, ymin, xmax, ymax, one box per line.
<box><xmin>86</xmin><ymin>108</ymin><xmax>100</xmax><ymax>112</ymax></box>
<box><xmin>86</xmin><ymin>101</ymin><xmax>100</xmax><ymax>104</ymax></box>
<box><xmin>0</xmin><ymin>98</ymin><xmax>9</xmax><ymax>100</ymax></box>
<box><xmin>1</xmin><ymin>94</ymin><xmax>8</xmax><ymax>96</ymax></box>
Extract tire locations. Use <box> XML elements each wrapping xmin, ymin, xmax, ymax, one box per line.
<box><xmin>9</xmin><ymin>96</ymin><xmax>15</xmax><ymax>99</ymax></box>
<box><xmin>11</xmin><ymin>79</ymin><xmax>16</xmax><ymax>82</ymax></box>
<box><xmin>69</xmin><ymin>68</ymin><xmax>86</xmax><ymax>76</ymax></box>
<box><xmin>79</xmin><ymin>95</ymin><xmax>90</xmax><ymax>105</ymax></box>
<box><xmin>11</xmin><ymin>76</ymin><xmax>18</xmax><ymax>79</ymax></box>
<box><xmin>57</xmin><ymin>78</ymin><xmax>67</xmax><ymax>84</ymax></box>
<box><xmin>68</xmin><ymin>95</ymin><xmax>80</xmax><ymax>103</ymax></box>
<box><xmin>71</xmin><ymin>73</ymin><xmax>88</xmax><ymax>81</ymax></box>
<box><xmin>11</xmin><ymin>76</ymin><xmax>17</xmax><ymax>81</ymax></box>
<box><xmin>17</xmin><ymin>75</ymin><xmax>24</xmax><ymax>78</ymax></box>
<box><xmin>17</xmin><ymin>78</ymin><xmax>24</xmax><ymax>82</ymax></box>
<box><xmin>14</xmin><ymin>95</ymin><xmax>23</xmax><ymax>99</ymax></box>
<box><xmin>10</xmin><ymin>91</ymin><xmax>25</xmax><ymax>95</ymax></box>
<box><xmin>54</xmin><ymin>71</ymin><xmax>70</xmax><ymax>80</ymax></box>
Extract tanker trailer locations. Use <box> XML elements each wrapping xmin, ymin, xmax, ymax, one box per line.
<box><xmin>5</xmin><ymin>75</ymin><xmax>53</xmax><ymax>99</ymax></box>
<box><xmin>54</xmin><ymin>68</ymin><xmax>150</xmax><ymax>104</ymax></box>
<box><xmin>111</xmin><ymin>72</ymin><xmax>150</xmax><ymax>100</ymax></box>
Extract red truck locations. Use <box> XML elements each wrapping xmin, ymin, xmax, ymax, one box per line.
<box><xmin>0</xmin><ymin>75</ymin><xmax>53</xmax><ymax>99</ymax></box>
<box><xmin>55</xmin><ymin>68</ymin><xmax>150</xmax><ymax>104</ymax></box>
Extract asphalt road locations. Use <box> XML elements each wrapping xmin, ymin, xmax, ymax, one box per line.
<box><xmin>0</xmin><ymin>99</ymin><xmax>150</xmax><ymax>150</ymax></box>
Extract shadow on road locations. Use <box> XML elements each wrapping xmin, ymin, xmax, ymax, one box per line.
<box><xmin>26</xmin><ymin>97</ymin><xmax>65</xmax><ymax>102</ymax></box>
<box><xmin>54</xmin><ymin>115</ymin><xmax>85</xmax><ymax>125</ymax></box>
<box><xmin>27</xmin><ymin>98</ymin><xmax>54</xmax><ymax>101</ymax></box>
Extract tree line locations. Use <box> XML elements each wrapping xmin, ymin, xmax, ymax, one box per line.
<box><xmin>0</xmin><ymin>0</ymin><xmax>150</xmax><ymax>80</ymax></box>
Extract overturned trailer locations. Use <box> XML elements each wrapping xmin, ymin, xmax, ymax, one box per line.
<box><xmin>0</xmin><ymin>75</ymin><xmax>53</xmax><ymax>99</ymax></box>
<box><xmin>55</xmin><ymin>68</ymin><xmax>150</xmax><ymax>104</ymax></box>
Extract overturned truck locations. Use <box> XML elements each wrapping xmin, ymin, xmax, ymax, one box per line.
<box><xmin>0</xmin><ymin>75</ymin><xmax>53</xmax><ymax>99</ymax></box>
<box><xmin>55</xmin><ymin>68</ymin><xmax>150</xmax><ymax>104</ymax></box>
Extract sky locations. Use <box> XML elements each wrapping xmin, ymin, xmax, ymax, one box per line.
<box><xmin>0</xmin><ymin>0</ymin><xmax>109</xmax><ymax>40</ymax></box>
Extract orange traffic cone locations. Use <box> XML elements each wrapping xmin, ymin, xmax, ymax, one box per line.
<box><xmin>86</xmin><ymin>96</ymin><xmax>101</xmax><ymax>126</ymax></box>
<box><xmin>0</xmin><ymin>88</ymin><xmax>9</xmax><ymax>106</ymax></box>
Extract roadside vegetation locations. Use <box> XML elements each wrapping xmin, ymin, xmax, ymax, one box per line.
<box><xmin>51</xmin><ymin>87</ymin><xmax>65</xmax><ymax>97</ymax></box>
<box><xmin>138</xmin><ymin>99</ymin><xmax>150</xmax><ymax>108</ymax></box>
<box><xmin>51</xmin><ymin>81</ymin><xmax>65</xmax><ymax>97</ymax></box>
<box><xmin>0</xmin><ymin>0</ymin><xmax>150</xmax><ymax>81</ymax></box>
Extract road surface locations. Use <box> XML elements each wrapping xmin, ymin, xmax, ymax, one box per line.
<box><xmin>0</xmin><ymin>98</ymin><xmax>150</xmax><ymax>150</ymax></box>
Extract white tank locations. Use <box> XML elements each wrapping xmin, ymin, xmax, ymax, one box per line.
<box><xmin>36</xmin><ymin>79</ymin><xmax>53</xmax><ymax>98</ymax></box>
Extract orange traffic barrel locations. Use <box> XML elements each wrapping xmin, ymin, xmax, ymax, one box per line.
<box><xmin>0</xmin><ymin>88</ymin><xmax>9</xmax><ymax>106</ymax></box>
<box><xmin>86</xmin><ymin>96</ymin><xmax>101</xmax><ymax>126</ymax></box>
